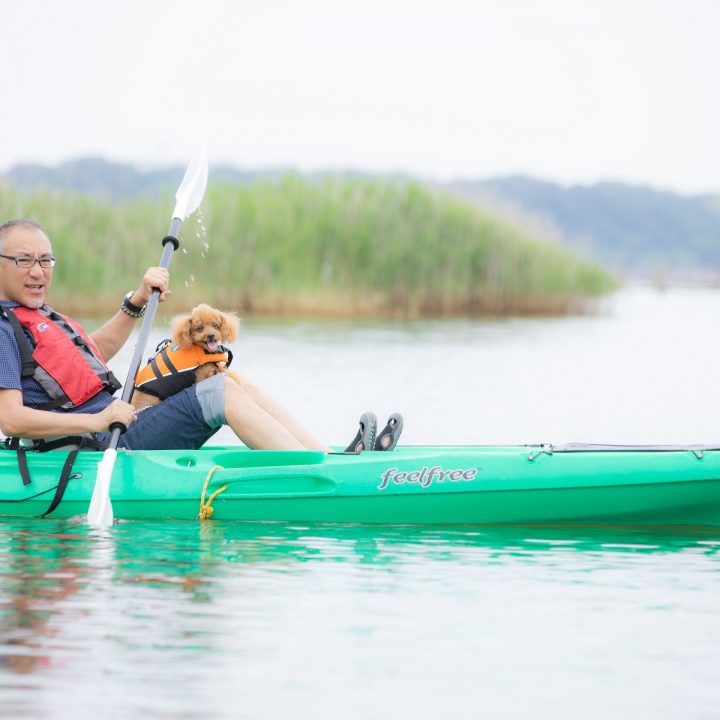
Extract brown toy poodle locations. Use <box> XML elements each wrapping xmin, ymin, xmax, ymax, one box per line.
<box><xmin>131</xmin><ymin>303</ymin><xmax>244</xmax><ymax>409</ymax></box>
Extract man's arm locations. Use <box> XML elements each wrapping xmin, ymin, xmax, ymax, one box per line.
<box><xmin>90</xmin><ymin>267</ymin><xmax>171</xmax><ymax>361</ymax></box>
<box><xmin>0</xmin><ymin>389</ymin><xmax>136</xmax><ymax>439</ymax></box>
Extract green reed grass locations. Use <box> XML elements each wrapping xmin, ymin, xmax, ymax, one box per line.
<box><xmin>0</xmin><ymin>176</ymin><xmax>615</xmax><ymax>317</ymax></box>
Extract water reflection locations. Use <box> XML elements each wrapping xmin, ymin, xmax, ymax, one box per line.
<box><xmin>2</xmin><ymin>520</ymin><xmax>718</xmax><ymax>605</ymax></box>
<box><xmin>1</xmin><ymin>519</ymin><xmax>718</xmax><ymax>719</ymax></box>
<box><xmin>0</xmin><ymin>526</ymin><xmax>115</xmax><ymax>678</ymax></box>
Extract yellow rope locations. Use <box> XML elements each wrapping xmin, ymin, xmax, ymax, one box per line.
<box><xmin>197</xmin><ymin>465</ymin><xmax>228</xmax><ymax>520</ymax></box>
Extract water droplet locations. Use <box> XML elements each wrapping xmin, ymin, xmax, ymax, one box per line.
<box><xmin>182</xmin><ymin>248</ymin><xmax>188</xmax><ymax>254</ymax></box>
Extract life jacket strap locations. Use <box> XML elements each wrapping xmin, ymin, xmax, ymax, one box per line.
<box><xmin>0</xmin><ymin>307</ymin><xmax>37</xmax><ymax>378</ymax></box>
<box><xmin>160</xmin><ymin>346</ymin><xmax>179</xmax><ymax>374</ymax></box>
<box><xmin>31</xmin><ymin>396</ymin><xmax>73</xmax><ymax>411</ymax></box>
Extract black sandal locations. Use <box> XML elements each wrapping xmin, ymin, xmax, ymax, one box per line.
<box><xmin>344</xmin><ymin>411</ymin><xmax>377</xmax><ymax>452</ymax></box>
<box><xmin>374</xmin><ymin>413</ymin><xmax>404</xmax><ymax>451</ymax></box>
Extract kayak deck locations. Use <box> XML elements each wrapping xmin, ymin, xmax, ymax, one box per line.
<box><xmin>1</xmin><ymin>444</ymin><xmax>720</xmax><ymax>526</ymax></box>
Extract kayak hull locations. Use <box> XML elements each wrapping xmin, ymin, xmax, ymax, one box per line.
<box><xmin>2</xmin><ymin>444</ymin><xmax>720</xmax><ymax>526</ymax></box>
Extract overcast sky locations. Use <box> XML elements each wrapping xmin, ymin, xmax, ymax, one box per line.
<box><xmin>2</xmin><ymin>0</ymin><xmax>718</xmax><ymax>194</ymax></box>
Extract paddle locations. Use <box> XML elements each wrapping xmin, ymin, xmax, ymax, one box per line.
<box><xmin>87</xmin><ymin>146</ymin><xmax>209</xmax><ymax>527</ymax></box>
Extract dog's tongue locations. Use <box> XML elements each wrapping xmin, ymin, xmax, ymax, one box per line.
<box><xmin>206</xmin><ymin>341</ymin><xmax>219</xmax><ymax>353</ymax></box>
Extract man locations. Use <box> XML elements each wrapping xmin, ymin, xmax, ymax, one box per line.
<box><xmin>0</xmin><ymin>218</ymin><xmax>349</xmax><ymax>451</ymax></box>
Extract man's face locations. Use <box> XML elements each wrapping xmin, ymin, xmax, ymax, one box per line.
<box><xmin>0</xmin><ymin>226</ymin><xmax>54</xmax><ymax>309</ymax></box>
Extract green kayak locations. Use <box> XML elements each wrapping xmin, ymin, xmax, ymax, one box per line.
<box><xmin>1</xmin><ymin>443</ymin><xmax>720</xmax><ymax>526</ymax></box>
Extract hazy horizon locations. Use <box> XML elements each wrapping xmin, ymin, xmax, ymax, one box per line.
<box><xmin>5</xmin><ymin>155</ymin><xmax>718</xmax><ymax>199</ymax></box>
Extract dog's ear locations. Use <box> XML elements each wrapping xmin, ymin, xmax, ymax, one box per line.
<box><xmin>220</xmin><ymin>311</ymin><xmax>241</xmax><ymax>343</ymax></box>
<box><xmin>171</xmin><ymin>313</ymin><xmax>194</xmax><ymax>347</ymax></box>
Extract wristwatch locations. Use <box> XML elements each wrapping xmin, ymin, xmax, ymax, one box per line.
<box><xmin>121</xmin><ymin>291</ymin><xmax>147</xmax><ymax>318</ymax></box>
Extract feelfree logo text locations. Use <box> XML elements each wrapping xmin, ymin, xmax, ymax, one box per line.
<box><xmin>378</xmin><ymin>465</ymin><xmax>479</xmax><ymax>491</ymax></box>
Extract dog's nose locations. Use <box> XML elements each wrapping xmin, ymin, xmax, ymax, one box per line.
<box><xmin>207</xmin><ymin>334</ymin><xmax>216</xmax><ymax>342</ymax></box>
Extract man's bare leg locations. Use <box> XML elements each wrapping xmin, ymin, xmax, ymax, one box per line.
<box><xmin>240</xmin><ymin>381</ymin><xmax>331</xmax><ymax>451</ymax></box>
<box><xmin>222</xmin><ymin>377</ymin><xmax>331</xmax><ymax>451</ymax></box>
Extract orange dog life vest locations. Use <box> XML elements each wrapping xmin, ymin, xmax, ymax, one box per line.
<box><xmin>134</xmin><ymin>340</ymin><xmax>232</xmax><ymax>400</ymax></box>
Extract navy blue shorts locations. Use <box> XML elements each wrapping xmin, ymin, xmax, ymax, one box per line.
<box><xmin>96</xmin><ymin>375</ymin><xmax>226</xmax><ymax>451</ymax></box>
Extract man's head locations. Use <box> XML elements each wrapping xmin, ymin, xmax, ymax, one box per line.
<box><xmin>0</xmin><ymin>219</ymin><xmax>54</xmax><ymax>309</ymax></box>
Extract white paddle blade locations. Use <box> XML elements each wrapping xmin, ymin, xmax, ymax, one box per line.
<box><xmin>87</xmin><ymin>448</ymin><xmax>117</xmax><ymax>527</ymax></box>
<box><xmin>172</xmin><ymin>143</ymin><xmax>209</xmax><ymax>220</ymax></box>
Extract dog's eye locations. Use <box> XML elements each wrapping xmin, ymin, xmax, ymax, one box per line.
<box><xmin>195</xmin><ymin>325</ymin><xmax>204</xmax><ymax>333</ymax></box>
<box><xmin>211</xmin><ymin>322</ymin><xmax>220</xmax><ymax>329</ymax></box>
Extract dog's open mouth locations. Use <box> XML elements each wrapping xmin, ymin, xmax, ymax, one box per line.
<box><xmin>204</xmin><ymin>340</ymin><xmax>220</xmax><ymax>353</ymax></box>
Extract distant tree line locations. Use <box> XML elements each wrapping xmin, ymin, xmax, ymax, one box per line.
<box><xmin>451</xmin><ymin>176</ymin><xmax>720</xmax><ymax>278</ymax></box>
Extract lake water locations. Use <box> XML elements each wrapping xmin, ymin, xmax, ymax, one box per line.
<box><xmin>1</xmin><ymin>286</ymin><xmax>719</xmax><ymax>718</ymax></box>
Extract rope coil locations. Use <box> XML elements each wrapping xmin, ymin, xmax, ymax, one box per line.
<box><xmin>198</xmin><ymin>465</ymin><xmax>228</xmax><ymax>519</ymax></box>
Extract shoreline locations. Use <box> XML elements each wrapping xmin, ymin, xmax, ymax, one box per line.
<box><xmin>52</xmin><ymin>289</ymin><xmax>611</xmax><ymax>321</ymax></box>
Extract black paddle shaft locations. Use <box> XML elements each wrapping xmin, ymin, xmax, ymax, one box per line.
<box><xmin>106</xmin><ymin>218</ymin><xmax>183</xmax><ymax>446</ymax></box>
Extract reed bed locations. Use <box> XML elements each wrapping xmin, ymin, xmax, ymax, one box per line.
<box><xmin>0</xmin><ymin>176</ymin><xmax>615</xmax><ymax>318</ymax></box>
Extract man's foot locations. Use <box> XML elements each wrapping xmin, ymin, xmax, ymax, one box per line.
<box><xmin>374</xmin><ymin>413</ymin><xmax>404</xmax><ymax>451</ymax></box>
<box><xmin>344</xmin><ymin>411</ymin><xmax>377</xmax><ymax>452</ymax></box>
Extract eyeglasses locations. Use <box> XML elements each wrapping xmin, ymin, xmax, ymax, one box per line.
<box><xmin>0</xmin><ymin>253</ymin><xmax>56</xmax><ymax>269</ymax></box>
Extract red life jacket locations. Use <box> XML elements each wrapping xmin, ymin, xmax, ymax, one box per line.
<box><xmin>134</xmin><ymin>339</ymin><xmax>232</xmax><ymax>399</ymax></box>
<box><xmin>1</xmin><ymin>305</ymin><xmax>122</xmax><ymax>410</ymax></box>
